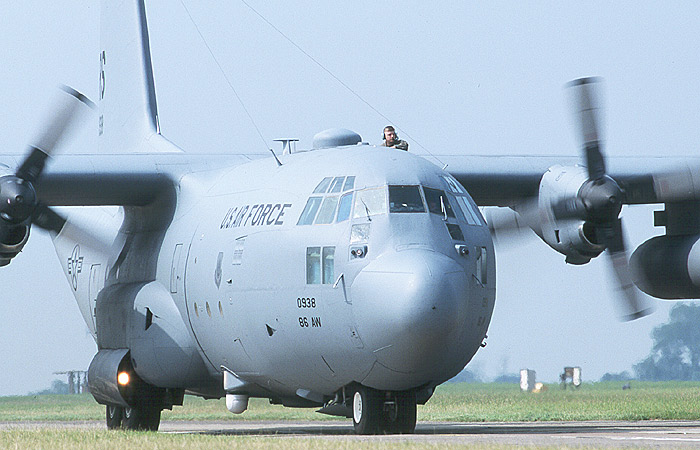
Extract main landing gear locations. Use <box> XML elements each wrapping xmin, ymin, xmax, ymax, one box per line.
<box><xmin>105</xmin><ymin>386</ymin><xmax>165</xmax><ymax>431</ymax></box>
<box><xmin>352</xmin><ymin>386</ymin><xmax>417</xmax><ymax>435</ymax></box>
<box><xmin>105</xmin><ymin>403</ymin><xmax>162</xmax><ymax>431</ymax></box>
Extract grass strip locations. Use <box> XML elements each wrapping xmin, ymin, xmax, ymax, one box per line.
<box><xmin>0</xmin><ymin>429</ymin><xmax>631</xmax><ymax>450</ymax></box>
<box><xmin>1</xmin><ymin>381</ymin><xmax>700</xmax><ymax>423</ymax></box>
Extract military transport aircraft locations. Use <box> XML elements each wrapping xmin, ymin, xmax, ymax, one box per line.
<box><xmin>3</xmin><ymin>0</ymin><xmax>700</xmax><ymax>435</ymax></box>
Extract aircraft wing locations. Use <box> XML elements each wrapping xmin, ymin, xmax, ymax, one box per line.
<box><xmin>0</xmin><ymin>153</ymin><xmax>259</xmax><ymax>206</ymax></box>
<box><xmin>439</xmin><ymin>154</ymin><xmax>700</xmax><ymax>207</ymax></box>
<box><xmin>5</xmin><ymin>152</ymin><xmax>695</xmax><ymax>208</ymax></box>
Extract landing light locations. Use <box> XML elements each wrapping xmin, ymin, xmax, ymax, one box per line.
<box><xmin>117</xmin><ymin>371</ymin><xmax>130</xmax><ymax>386</ymax></box>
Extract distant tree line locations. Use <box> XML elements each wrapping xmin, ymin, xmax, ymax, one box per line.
<box><xmin>633</xmin><ymin>303</ymin><xmax>700</xmax><ymax>381</ymax></box>
<box><xmin>493</xmin><ymin>373</ymin><xmax>520</xmax><ymax>383</ymax></box>
<box><xmin>599</xmin><ymin>371</ymin><xmax>633</xmax><ymax>382</ymax></box>
<box><xmin>30</xmin><ymin>380</ymin><xmax>70</xmax><ymax>395</ymax></box>
<box><xmin>598</xmin><ymin>303</ymin><xmax>700</xmax><ymax>381</ymax></box>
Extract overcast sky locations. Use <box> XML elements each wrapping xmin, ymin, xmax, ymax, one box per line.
<box><xmin>1</xmin><ymin>1</ymin><xmax>699</xmax><ymax>395</ymax></box>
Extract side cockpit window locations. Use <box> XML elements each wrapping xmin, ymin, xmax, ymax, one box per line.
<box><xmin>389</xmin><ymin>185</ymin><xmax>426</xmax><ymax>213</ymax></box>
<box><xmin>442</xmin><ymin>175</ymin><xmax>466</xmax><ymax>194</ymax></box>
<box><xmin>298</xmin><ymin>176</ymin><xmax>355</xmax><ymax>225</ymax></box>
<box><xmin>315</xmin><ymin>196</ymin><xmax>339</xmax><ymax>224</ymax></box>
<box><xmin>298</xmin><ymin>197</ymin><xmax>323</xmax><ymax>225</ymax></box>
<box><xmin>441</xmin><ymin>175</ymin><xmax>484</xmax><ymax>226</ymax></box>
<box><xmin>423</xmin><ymin>187</ymin><xmax>456</xmax><ymax>218</ymax></box>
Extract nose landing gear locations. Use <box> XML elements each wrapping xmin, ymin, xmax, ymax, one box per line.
<box><xmin>352</xmin><ymin>386</ymin><xmax>417</xmax><ymax>435</ymax></box>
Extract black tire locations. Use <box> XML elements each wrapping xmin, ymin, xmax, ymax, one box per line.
<box><xmin>352</xmin><ymin>386</ymin><xmax>382</xmax><ymax>435</ymax></box>
<box><xmin>122</xmin><ymin>405</ymin><xmax>161</xmax><ymax>431</ymax></box>
<box><xmin>390</xmin><ymin>390</ymin><xmax>417</xmax><ymax>434</ymax></box>
<box><xmin>105</xmin><ymin>405</ymin><xmax>123</xmax><ymax>429</ymax></box>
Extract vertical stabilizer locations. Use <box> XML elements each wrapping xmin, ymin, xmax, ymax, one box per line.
<box><xmin>99</xmin><ymin>0</ymin><xmax>179</xmax><ymax>153</ymax></box>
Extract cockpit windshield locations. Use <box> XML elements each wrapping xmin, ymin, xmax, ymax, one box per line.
<box><xmin>389</xmin><ymin>185</ymin><xmax>426</xmax><ymax>213</ymax></box>
<box><xmin>353</xmin><ymin>188</ymin><xmax>387</xmax><ymax>219</ymax></box>
<box><xmin>298</xmin><ymin>176</ymin><xmax>483</xmax><ymax>226</ymax></box>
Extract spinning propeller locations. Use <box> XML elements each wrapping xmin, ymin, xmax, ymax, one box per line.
<box><xmin>489</xmin><ymin>78</ymin><xmax>654</xmax><ymax>320</ymax></box>
<box><xmin>0</xmin><ymin>86</ymin><xmax>94</xmax><ymax>258</ymax></box>
<box><xmin>560</xmin><ymin>78</ymin><xmax>653</xmax><ymax>320</ymax></box>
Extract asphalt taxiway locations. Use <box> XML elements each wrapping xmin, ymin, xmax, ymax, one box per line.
<box><xmin>4</xmin><ymin>420</ymin><xmax>700</xmax><ymax>447</ymax></box>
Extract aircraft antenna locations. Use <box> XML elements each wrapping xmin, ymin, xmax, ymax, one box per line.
<box><xmin>269</xmin><ymin>148</ymin><xmax>283</xmax><ymax>166</ymax></box>
<box><xmin>237</xmin><ymin>0</ymin><xmax>445</xmax><ymax>166</ymax></box>
<box><xmin>179</xmin><ymin>0</ymin><xmax>271</xmax><ymax>152</ymax></box>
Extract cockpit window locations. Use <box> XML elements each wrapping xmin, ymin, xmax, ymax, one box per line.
<box><xmin>313</xmin><ymin>177</ymin><xmax>333</xmax><ymax>194</ymax></box>
<box><xmin>423</xmin><ymin>187</ymin><xmax>455</xmax><ymax>218</ymax></box>
<box><xmin>297</xmin><ymin>197</ymin><xmax>323</xmax><ymax>225</ymax></box>
<box><xmin>313</xmin><ymin>176</ymin><xmax>355</xmax><ymax>195</ymax></box>
<box><xmin>353</xmin><ymin>188</ymin><xmax>387</xmax><ymax>219</ymax></box>
<box><xmin>315</xmin><ymin>196</ymin><xmax>339</xmax><ymax>224</ymax></box>
<box><xmin>455</xmin><ymin>196</ymin><xmax>482</xmax><ymax>225</ymax></box>
<box><xmin>389</xmin><ymin>185</ymin><xmax>426</xmax><ymax>213</ymax></box>
<box><xmin>439</xmin><ymin>175</ymin><xmax>484</xmax><ymax>225</ymax></box>
<box><xmin>343</xmin><ymin>176</ymin><xmax>356</xmax><ymax>191</ymax></box>
<box><xmin>442</xmin><ymin>175</ymin><xmax>466</xmax><ymax>194</ymax></box>
<box><xmin>336</xmin><ymin>192</ymin><xmax>353</xmax><ymax>222</ymax></box>
<box><xmin>446</xmin><ymin>223</ymin><xmax>465</xmax><ymax>241</ymax></box>
<box><xmin>329</xmin><ymin>177</ymin><xmax>344</xmax><ymax>193</ymax></box>
<box><xmin>300</xmin><ymin>176</ymin><xmax>357</xmax><ymax>225</ymax></box>
<box><xmin>446</xmin><ymin>192</ymin><xmax>466</xmax><ymax>222</ymax></box>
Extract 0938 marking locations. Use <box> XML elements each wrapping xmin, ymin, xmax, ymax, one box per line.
<box><xmin>297</xmin><ymin>297</ymin><xmax>316</xmax><ymax>308</ymax></box>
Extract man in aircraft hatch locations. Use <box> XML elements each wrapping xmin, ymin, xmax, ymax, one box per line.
<box><xmin>381</xmin><ymin>125</ymin><xmax>409</xmax><ymax>150</ymax></box>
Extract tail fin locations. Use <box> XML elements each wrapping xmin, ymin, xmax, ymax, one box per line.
<box><xmin>99</xmin><ymin>0</ymin><xmax>180</xmax><ymax>153</ymax></box>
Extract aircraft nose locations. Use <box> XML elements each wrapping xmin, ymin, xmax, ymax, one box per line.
<box><xmin>351</xmin><ymin>249</ymin><xmax>470</xmax><ymax>376</ymax></box>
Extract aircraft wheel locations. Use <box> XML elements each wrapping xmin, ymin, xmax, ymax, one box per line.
<box><xmin>122</xmin><ymin>404</ymin><xmax>161</xmax><ymax>431</ymax></box>
<box><xmin>385</xmin><ymin>390</ymin><xmax>417</xmax><ymax>434</ymax></box>
<box><xmin>105</xmin><ymin>405</ymin><xmax>123</xmax><ymax>429</ymax></box>
<box><xmin>352</xmin><ymin>386</ymin><xmax>382</xmax><ymax>435</ymax></box>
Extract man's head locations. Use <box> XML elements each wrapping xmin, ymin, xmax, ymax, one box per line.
<box><xmin>383</xmin><ymin>126</ymin><xmax>398</xmax><ymax>145</ymax></box>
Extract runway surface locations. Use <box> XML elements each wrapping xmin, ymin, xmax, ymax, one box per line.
<box><xmin>4</xmin><ymin>420</ymin><xmax>700</xmax><ymax>447</ymax></box>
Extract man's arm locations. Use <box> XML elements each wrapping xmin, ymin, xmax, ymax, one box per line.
<box><xmin>394</xmin><ymin>140</ymin><xmax>409</xmax><ymax>151</ymax></box>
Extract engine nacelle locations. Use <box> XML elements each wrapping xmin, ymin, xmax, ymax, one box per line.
<box><xmin>518</xmin><ymin>165</ymin><xmax>605</xmax><ymax>264</ymax></box>
<box><xmin>630</xmin><ymin>234</ymin><xmax>700</xmax><ymax>299</ymax></box>
<box><xmin>88</xmin><ymin>348</ymin><xmax>136</xmax><ymax>407</ymax></box>
<box><xmin>0</xmin><ymin>225</ymin><xmax>29</xmax><ymax>266</ymax></box>
<box><xmin>88</xmin><ymin>348</ymin><xmax>181</xmax><ymax>410</ymax></box>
